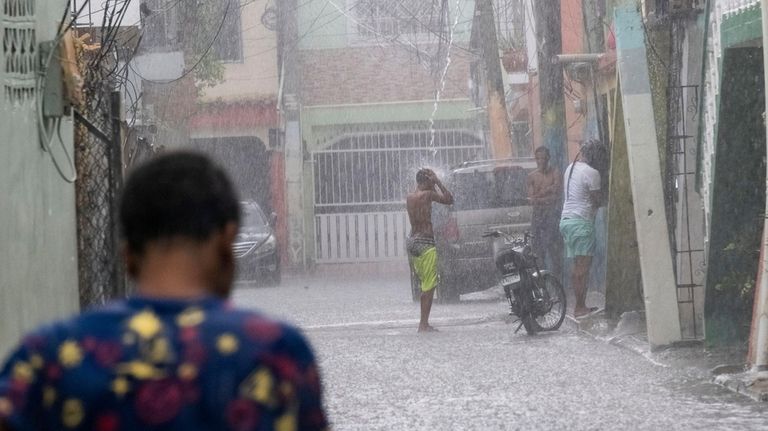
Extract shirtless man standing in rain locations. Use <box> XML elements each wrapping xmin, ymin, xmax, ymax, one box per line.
<box><xmin>406</xmin><ymin>168</ymin><xmax>454</xmax><ymax>332</ymax></box>
<box><xmin>527</xmin><ymin>146</ymin><xmax>563</xmax><ymax>280</ymax></box>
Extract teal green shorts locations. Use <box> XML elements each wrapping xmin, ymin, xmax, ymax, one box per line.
<box><xmin>559</xmin><ymin>218</ymin><xmax>596</xmax><ymax>258</ymax></box>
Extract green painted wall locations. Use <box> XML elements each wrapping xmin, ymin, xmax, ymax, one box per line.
<box><xmin>721</xmin><ymin>7</ymin><xmax>761</xmax><ymax>48</ymax></box>
<box><xmin>705</xmin><ymin>47</ymin><xmax>765</xmax><ymax>345</ymax></box>
<box><xmin>0</xmin><ymin>0</ymin><xmax>80</xmax><ymax>356</ymax></box>
<box><xmin>298</xmin><ymin>0</ymin><xmax>475</xmax><ymax>50</ymax></box>
<box><xmin>605</xmin><ymin>84</ymin><xmax>644</xmax><ymax>318</ymax></box>
<box><xmin>301</xmin><ymin>99</ymin><xmax>475</xmax><ymax>149</ymax></box>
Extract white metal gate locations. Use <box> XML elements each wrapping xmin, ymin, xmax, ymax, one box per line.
<box><xmin>313</xmin><ymin>123</ymin><xmax>485</xmax><ymax>263</ymax></box>
<box><xmin>316</xmin><ymin>211</ymin><xmax>408</xmax><ymax>262</ymax></box>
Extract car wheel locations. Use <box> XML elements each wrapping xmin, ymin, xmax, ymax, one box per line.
<box><xmin>237</xmin><ymin>264</ymin><xmax>258</xmax><ymax>284</ymax></box>
<box><xmin>264</xmin><ymin>256</ymin><xmax>281</xmax><ymax>287</ymax></box>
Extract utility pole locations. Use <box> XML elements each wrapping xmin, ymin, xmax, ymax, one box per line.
<box><xmin>475</xmin><ymin>0</ymin><xmax>513</xmax><ymax>159</ymax></box>
<box><xmin>532</xmin><ymin>0</ymin><xmax>566</xmax><ymax>168</ymax></box>
<box><xmin>279</xmin><ymin>0</ymin><xmax>308</xmax><ymax>271</ymax></box>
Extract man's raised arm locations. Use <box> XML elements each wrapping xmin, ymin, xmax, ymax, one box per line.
<box><xmin>429</xmin><ymin>171</ymin><xmax>453</xmax><ymax>205</ymax></box>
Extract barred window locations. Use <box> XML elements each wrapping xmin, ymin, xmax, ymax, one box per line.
<box><xmin>353</xmin><ymin>0</ymin><xmax>447</xmax><ymax>39</ymax></box>
<box><xmin>212</xmin><ymin>0</ymin><xmax>243</xmax><ymax>62</ymax></box>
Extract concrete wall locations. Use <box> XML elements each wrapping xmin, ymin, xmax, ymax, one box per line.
<box><xmin>299</xmin><ymin>46</ymin><xmax>473</xmax><ymax>106</ymax></box>
<box><xmin>0</xmin><ymin>0</ymin><xmax>79</xmax><ymax>356</ymax></box>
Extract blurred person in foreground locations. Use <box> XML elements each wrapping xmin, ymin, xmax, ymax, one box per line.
<box><xmin>406</xmin><ymin>168</ymin><xmax>454</xmax><ymax>332</ymax></box>
<box><xmin>559</xmin><ymin>140</ymin><xmax>603</xmax><ymax>319</ymax></box>
<box><xmin>0</xmin><ymin>151</ymin><xmax>328</xmax><ymax>431</ymax></box>
<box><xmin>526</xmin><ymin>146</ymin><xmax>563</xmax><ymax>280</ymax></box>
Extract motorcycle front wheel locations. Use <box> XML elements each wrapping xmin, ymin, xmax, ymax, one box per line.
<box><xmin>531</xmin><ymin>273</ymin><xmax>567</xmax><ymax>331</ymax></box>
<box><xmin>513</xmin><ymin>289</ymin><xmax>537</xmax><ymax>335</ymax></box>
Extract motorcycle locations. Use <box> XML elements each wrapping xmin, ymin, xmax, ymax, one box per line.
<box><xmin>482</xmin><ymin>230</ymin><xmax>567</xmax><ymax>335</ymax></box>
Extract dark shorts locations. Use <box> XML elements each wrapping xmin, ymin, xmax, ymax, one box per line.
<box><xmin>531</xmin><ymin>208</ymin><xmax>561</xmax><ymax>249</ymax></box>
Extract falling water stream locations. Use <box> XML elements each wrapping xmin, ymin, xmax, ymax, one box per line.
<box><xmin>427</xmin><ymin>0</ymin><xmax>465</xmax><ymax>157</ymax></box>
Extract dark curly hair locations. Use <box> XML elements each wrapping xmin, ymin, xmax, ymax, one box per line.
<box><xmin>416</xmin><ymin>168</ymin><xmax>431</xmax><ymax>185</ymax></box>
<box><xmin>580</xmin><ymin>139</ymin><xmax>609</xmax><ymax>173</ymax></box>
<box><xmin>119</xmin><ymin>151</ymin><xmax>241</xmax><ymax>254</ymax></box>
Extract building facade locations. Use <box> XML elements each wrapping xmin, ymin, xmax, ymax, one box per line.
<box><xmin>280</xmin><ymin>0</ymin><xmax>483</xmax><ymax>268</ymax></box>
<box><xmin>0</xmin><ymin>0</ymin><xmax>79</xmax><ymax>355</ymax></box>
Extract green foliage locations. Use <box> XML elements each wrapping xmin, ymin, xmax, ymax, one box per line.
<box><xmin>714</xmin><ymin>229</ymin><xmax>759</xmax><ymax>302</ymax></box>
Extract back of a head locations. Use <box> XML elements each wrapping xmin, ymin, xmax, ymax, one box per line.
<box><xmin>580</xmin><ymin>139</ymin><xmax>609</xmax><ymax>173</ymax></box>
<box><xmin>119</xmin><ymin>151</ymin><xmax>241</xmax><ymax>254</ymax></box>
<box><xmin>416</xmin><ymin>169</ymin><xmax>430</xmax><ymax>185</ymax></box>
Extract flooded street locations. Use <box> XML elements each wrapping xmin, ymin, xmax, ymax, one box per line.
<box><xmin>234</xmin><ymin>270</ymin><xmax>768</xmax><ymax>430</ymax></box>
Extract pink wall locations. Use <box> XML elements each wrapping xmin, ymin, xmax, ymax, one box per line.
<box><xmin>561</xmin><ymin>0</ymin><xmax>587</xmax><ymax>161</ymax></box>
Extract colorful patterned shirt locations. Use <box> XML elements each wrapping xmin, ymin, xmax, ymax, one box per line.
<box><xmin>0</xmin><ymin>296</ymin><xmax>328</xmax><ymax>431</ymax></box>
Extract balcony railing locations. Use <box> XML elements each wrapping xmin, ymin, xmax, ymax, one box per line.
<box><xmin>722</xmin><ymin>0</ymin><xmax>760</xmax><ymax>17</ymax></box>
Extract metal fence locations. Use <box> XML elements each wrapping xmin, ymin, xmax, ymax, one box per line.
<box><xmin>312</xmin><ymin>123</ymin><xmax>486</xmax><ymax>263</ymax></box>
<box><xmin>313</xmin><ymin>126</ymin><xmax>486</xmax><ymax>213</ymax></box>
<box><xmin>74</xmin><ymin>80</ymin><xmax>125</xmax><ymax>308</ymax></box>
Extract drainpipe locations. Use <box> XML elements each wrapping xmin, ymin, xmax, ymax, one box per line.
<box><xmin>749</xmin><ymin>0</ymin><xmax>768</xmax><ymax>371</ymax></box>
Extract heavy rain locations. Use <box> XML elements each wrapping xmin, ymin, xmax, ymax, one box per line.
<box><xmin>3</xmin><ymin>0</ymin><xmax>768</xmax><ymax>430</ymax></box>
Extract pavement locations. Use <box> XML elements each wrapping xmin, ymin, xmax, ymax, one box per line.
<box><xmin>566</xmin><ymin>291</ymin><xmax>768</xmax><ymax>403</ymax></box>
<box><xmin>232</xmin><ymin>270</ymin><xmax>768</xmax><ymax>429</ymax></box>
<box><xmin>233</xmin><ymin>274</ymin><xmax>768</xmax><ymax>431</ymax></box>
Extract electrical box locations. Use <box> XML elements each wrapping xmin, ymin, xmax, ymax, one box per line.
<box><xmin>38</xmin><ymin>40</ymin><xmax>68</xmax><ymax>118</ymax></box>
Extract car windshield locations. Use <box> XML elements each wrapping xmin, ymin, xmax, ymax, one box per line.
<box><xmin>241</xmin><ymin>203</ymin><xmax>268</xmax><ymax>229</ymax></box>
<box><xmin>451</xmin><ymin>166</ymin><xmax>532</xmax><ymax>210</ymax></box>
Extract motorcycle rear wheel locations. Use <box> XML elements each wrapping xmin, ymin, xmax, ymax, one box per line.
<box><xmin>531</xmin><ymin>273</ymin><xmax>567</xmax><ymax>331</ymax></box>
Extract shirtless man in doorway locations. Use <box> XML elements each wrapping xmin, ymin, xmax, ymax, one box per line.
<box><xmin>406</xmin><ymin>168</ymin><xmax>454</xmax><ymax>332</ymax></box>
<box><xmin>527</xmin><ymin>146</ymin><xmax>563</xmax><ymax>280</ymax></box>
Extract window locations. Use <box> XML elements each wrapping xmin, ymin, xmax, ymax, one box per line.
<box><xmin>353</xmin><ymin>0</ymin><xmax>447</xmax><ymax>40</ymax></box>
<box><xmin>2</xmin><ymin>0</ymin><xmax>36</xmax><ymax>103</ymax></box>
<box><xmin>213</xmin><ymin>0</ymin><xmax>243</xmax><ymax>62</ymax></box>
<box><xmin>494</xmin><ymin>0</ymin><xmax>526</xmax><ymax>51</ymax></box>
<box><xmin>451</xmin><ymin>166</ymin><xmax>533</xmax><ymax>211</ymax></box>
<box><xmin>141</xmin><ymin>0</ymin><xmax>178</xmax><ymax>50</ymax></box>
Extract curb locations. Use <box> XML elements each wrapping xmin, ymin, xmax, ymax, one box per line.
<box><xmin>569</xmin><ymin>315</ymin><xmax>768</xmax><ymax>402</ymax></box>
<box><xmin>304</xmin><ymin>314</ymin><xmax>503</xmax><ymax>332</ymax></box>
<box><xmin>566</xmin><ymin>314</ymin><xmax>671</xmax><ymax>368</ymax></box>
<box><xmin>712</xmin><ymin>372</ymin><xmax>768</xmax><ymax>402</ymax></box>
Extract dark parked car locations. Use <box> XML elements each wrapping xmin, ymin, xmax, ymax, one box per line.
<box><xmin>234</xmin><ymin>201</ymin><xmax>280</xmax><ymax>285</ymax></box>
<box><xmin>409</xmin><ymin>158</ymin><xmax>536</xmax><ymax>302</ymax></box>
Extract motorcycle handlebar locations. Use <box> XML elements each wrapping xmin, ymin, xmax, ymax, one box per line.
<box><xmin>481</xmin><ymin>230</ymin><xmax>532</xmax><ymax>244</ymax></box>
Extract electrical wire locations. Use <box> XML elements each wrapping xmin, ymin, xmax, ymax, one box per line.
<box><xmin>32</xmin><ymin>0</ymin><xmax>94</xmax><ymax>183</ymax></box>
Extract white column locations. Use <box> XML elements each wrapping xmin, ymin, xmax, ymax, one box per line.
<box><xmin>284</xmin><ymin>119</ymin><xmax>307</xmax><ymax>269</ymax></box>
<box><xmin>614</xmin><ymin>4</ymin><xmax>682</xmax><ymax>349</ymax></box>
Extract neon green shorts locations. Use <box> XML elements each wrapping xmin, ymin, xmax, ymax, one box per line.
<box><xmin>559</xmin><ymin>218</ymin><xmax>596</xmax><ymax>258</ymax></box>
<box><xmin>411</xmin><ymin>246</ymin><xmax>438</xmax><ymax>292</ymax></box>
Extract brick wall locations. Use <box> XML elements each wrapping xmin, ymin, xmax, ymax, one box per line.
<box><xmin>299</xmin><ymin>45</ymin><xmax>473</xmax><ymax>106</ymax></box>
